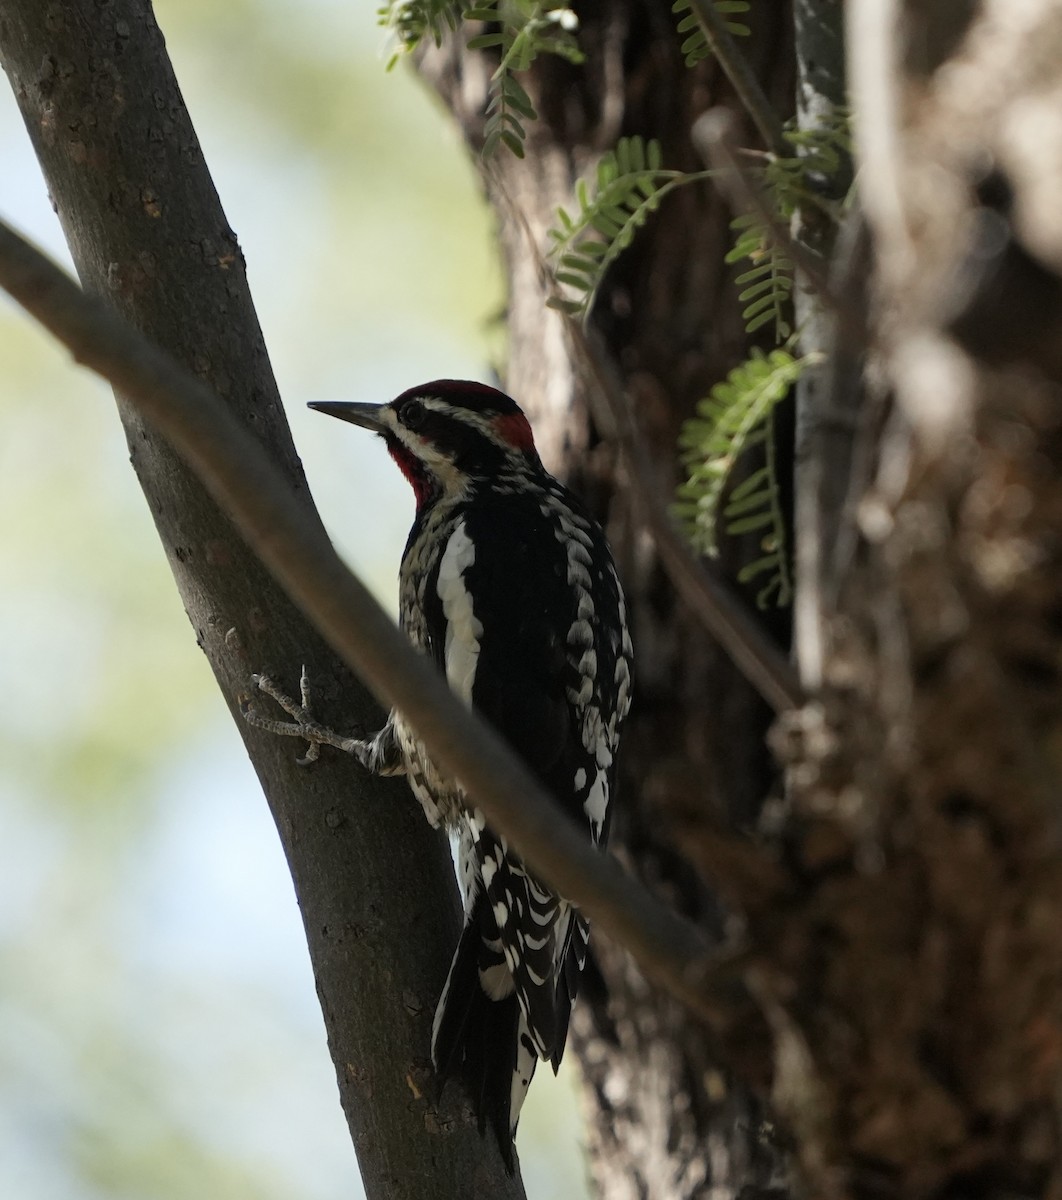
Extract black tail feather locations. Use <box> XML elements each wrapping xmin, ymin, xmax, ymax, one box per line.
<box><xmin>431</xmin><ymin>906</ymin><xmax>482</xmax><ymax>1080</ymax></box>
<box><xmin>551</xmin><ymin>911</ymin><xmax>588</xmax><ymax>1072</ymax></box>
<box><xmin>432</xmin><ymin>894</ymin><xmax>524</xmax><ymax>1174</ymax></box>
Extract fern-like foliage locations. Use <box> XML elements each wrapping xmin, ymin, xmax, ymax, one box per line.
<box><xmin>468</xmin><ymin>3</ymin><xmax>583</xmax><ymax>157</ymax></box>
<box><xmin>765</xmin><ymin>105</ymin><xmax>853</xmax><ymax>220</ymax></box>
<box><xmin>723</xmin><ymin>106</ymin><xmax>851</xmax><ymax>341</ymax></box>
<box><xmin>726</xmin><ymin>213</ymin><xmax>794</xmax><ymax>340</ymax></box>
<box><xmin>671</xmin><ymin>0</ymin><xmax>751</xmax><ymax>66</ymax></box>
<box><xmin>378</xmin><ymin>1</ymin><xmax>582</xmax><ymax>156</ymax></box>
<box><xmin>378</xmin><ymin>0</ymin><xmax>463</xmax><ymax>67</ymax></box>
<box><xmin>547</xmin><ymin>137</ymin><xmax>711</xmax><ymax>319</ymax></box>
<box><xmin>675</xmin><ymin>349</ymin><xmax>816</xmax><ymax>608</ymax></box>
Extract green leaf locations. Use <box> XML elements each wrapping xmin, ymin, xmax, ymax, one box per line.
<box><xmin>675</xmin><ymin>350</ymin><xmax>813</xmax><ymax>605</ymax></box>
<box><xmin>738</xmin><ymin>278</ymin><xmax>780</xmax><ymax>301</ymax></box>
<box><xmin>545</xmin><ymin>295</ymin><xmax>583</xmax><ymax>314</ymax></box>
<box><xmin>745</xmin><ymin>309</ymin><xmax>779</xmax><ymax>334</ymax></box>
<box><xmin>590</xmin><ymin>212</ymin><xmax>624</xmax><ymax>238</ymax></box>
<box><xmin>560</xmin><ymin>251</ymin><xmax>606</xmax><ymax>274</ymax></box>
<box><xmin>500</xmin><ymin>129</ymin><xmax>525</xmax><ymax>157</ymax></box>
<box><xmin>501</xmin><ymin>75</ymin><xmax>536</xmax><ymax>119</ymax></box>
<box><xmin>458</xmin><ymin>2</ymin><xmax>585</xmax><ymax>158</ymax></box>
<box><xmin>671</xmin><ymin>0</ymin><xmax>751</xmax><ymax>65</ymax></box>
<box><xmin>726</xmin><ymin>511</ymin><xmax>776</xmax><ymax>535</ymax></box>
<box><xmin>547</xmin><ymin>137</ymin><xmax>711</xmax><ymax>320</ymax></box>
<box><xmin>467</xmin><ymin>32</ymin><xmax>507</xmax><ymax>49</ymax></box>
<box><xmin>737</xmin><ymin>555</ymin><xmax>780</xmax><ymax>584</ymax></box>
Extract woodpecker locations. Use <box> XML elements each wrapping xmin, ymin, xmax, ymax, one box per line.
<box><xmin>285</xmin><ymin>381</ymin><xmax>632</xmax><ymax>1169</ymax></box>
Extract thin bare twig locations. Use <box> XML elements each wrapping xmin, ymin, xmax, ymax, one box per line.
<box><xmin>693</xmin><ymin>108</ymin><xmax>848</xmax><ymax>327</ymax></box>
<box><xmin>685</xmin><ymin>0</ymin><xmax>789</xmax><ymax>158</ymax></box>
<box><xmin>695</xmin><ymin>107</ymin><xmax>869</xmax><ymax>348</ymax></box>
<box><xmin>0</xmin><ymin>214</ymin><xmax>741</xmax><ymax>1030</ymax></box>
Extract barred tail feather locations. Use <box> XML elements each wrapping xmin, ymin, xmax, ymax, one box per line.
<box><xmin>431</xmin><ymin>894</ymin><xmax>537</xmax><ymax>1174</ymax></box>
<box><xmin>551</xmin><ymin>910</ymin><xmax>590</xmax><ymax>1072</ymax></box>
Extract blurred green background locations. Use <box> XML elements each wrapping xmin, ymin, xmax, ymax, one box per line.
<box><xmin>0</xmin><ymin>2</ymin><xmax>591</xmax><ymax>1196</ymax></box>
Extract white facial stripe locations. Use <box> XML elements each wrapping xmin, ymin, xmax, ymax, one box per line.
<box><xmin>388</xmin><ymin>394</ymin><xmax>528</xmax><ymax>458</ymax></box>
<box><xmin>380</xmin><ymin>404</ymin><xmax>465</xmax><ymax>491</ymax></box>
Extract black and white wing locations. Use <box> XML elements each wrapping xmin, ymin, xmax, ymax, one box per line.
<box><xmin>425</xmin><ymin>490</ymin><xmax>632</xmax><ymax>1155</ymax></box>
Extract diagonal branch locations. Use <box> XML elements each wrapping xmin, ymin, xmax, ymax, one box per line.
<box><xmin>0</xmin><ymin>214</ymin><xmax>760</xmax><ymax>1035</ymax></box>
<box><xmin>685</xmin><ymin>0</ymin><xmax>789</xmax><ymax>157</ymax></box>
<box><xmin>692</xmin><ymin>108</ymin><xmax>861</xmax><ymax>345</ymax></box>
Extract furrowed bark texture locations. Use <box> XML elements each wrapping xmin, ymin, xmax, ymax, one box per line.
<box><xmin>0</xmin><ymin>3</ymin><xmax>524</xmax><ymax>1195</ymax></box>
<box><xmin>417</xmin><ymin>5</ymin><xmax>796</xmax><ymax>1196</ymax></box>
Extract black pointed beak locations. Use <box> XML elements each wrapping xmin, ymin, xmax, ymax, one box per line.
<box><xmin>307</xmin><ymin>400</ymin><xmax>388</xmax><ymax>433</ymax></box>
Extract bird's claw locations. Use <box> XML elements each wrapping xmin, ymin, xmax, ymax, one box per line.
<box><xmin>241</xmin><ymin>667</ymin><xmax>359</xmax><ymax>764</ymax></box>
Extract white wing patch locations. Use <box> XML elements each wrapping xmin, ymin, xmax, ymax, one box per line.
<box><xmin>479</xmin><ymin>962</ymin><xmax>514</xmax><ymax>1000</ymax></box>
<box><xmin>436</xmin><ymin>520</ymin><xmax>483</xmax><ymax>706</ymax></box>
<box><xmin>583</xmin><ymin>769</ymin><xmax>609</xmax><ymax>837</ymax></box>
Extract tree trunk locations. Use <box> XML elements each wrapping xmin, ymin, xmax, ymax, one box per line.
<box><xmin>0</xmin><ymin>2</ymin><xmax>524</xmax><ymax>1195</ymax></box>
<box><xmin>416</xmin><ymin>5</ymin><xmax>796</xmax><ymax>1195</ymax></box>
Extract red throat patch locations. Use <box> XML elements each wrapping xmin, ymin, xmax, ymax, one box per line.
<box><xmin>388</xmin><ymin>441</ymin><xmax>431</xmax><ymax>508</ymax></box>
<box><xmin>492</xmin><ymin>411</ymin><xmax>535</xmax><ymax>452</ymax></box>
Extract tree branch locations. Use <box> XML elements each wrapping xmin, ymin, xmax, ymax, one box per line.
<box><xmin>692</xmin><ymin>109</ymin><xmax>833</xmax><ymax>304</ymax></box>
<box><xmin>0</xmin><ymin>3</ymin><xmax>522</xmax><ymax>1192</ymax></box>
<box><xmin>0</xmin><ymin>213</ymin><xmax>756</xmax><ymax>1037</ymax></box>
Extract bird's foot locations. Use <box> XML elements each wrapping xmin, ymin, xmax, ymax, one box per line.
<box><xmin>241</xmin><ymin>666</ymin><xmax>362</xmax><ymax>766</ymax></box>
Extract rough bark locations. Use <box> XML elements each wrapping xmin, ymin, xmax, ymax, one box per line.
<box><xmin>0</xmin><ymin>2</ymin><xmax>524</xmax><ymax>1195</ymax></box>
<box><xmin>416</xmin><ymin>4</ymin><xmax>796</xmax><ymax>1195</ymax></box>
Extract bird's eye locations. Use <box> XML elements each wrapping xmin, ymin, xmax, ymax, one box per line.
<box><xmin>401</xmin><ymin>399</ymin><xmax>426</xmax><ymax>430</ymax></box>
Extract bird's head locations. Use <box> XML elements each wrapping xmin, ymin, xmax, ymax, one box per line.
<box><xmin>309</xmin><ymin>380</ymin><xmax>541</xmax><ymax>508</ymax></box>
